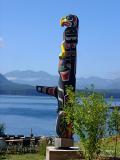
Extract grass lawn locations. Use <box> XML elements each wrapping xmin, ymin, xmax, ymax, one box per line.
<box><xmin>0</xmin><ymin>137</ymin><xmax>120</xmax><ymax>160</ymax></box>
<box><xmin>75</xmin><ymin>136</ymin><xmax>120</xmax><ymax>158</ymax></box>
<box><xmin>101</xmin><ymin>136</ymin><xmax>120</xmax><ymax>157</ymax></box>
<box><xmin>0</xmin><ymin>154</ymin><xmax>45</xmax><ymax>160</ymax></box>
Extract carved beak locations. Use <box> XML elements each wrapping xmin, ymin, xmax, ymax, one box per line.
<box><xmin>60</xmin><ymin>17</ymin><xmax>71</xmax><ymax>27</ymax></box>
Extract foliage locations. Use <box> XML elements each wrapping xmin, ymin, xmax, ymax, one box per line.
<box><xmin>108</xmin><ymin>107</ymin><xmax>120</xmax><ymax>157</ymax></box>
<box><xmin>65</xmin><ymin>87</ymin><xmax>109</xmax><ymax>160</ymax></box>
<box><xmin>39</xmin><ymin>139</ymin><xmax>47</xmax><ymax>156</ymax></box>
<box><xmin>109</xmin><ymin>107</ymin><xmax>120</xmax><ymax>135</ymax></box>
<box><xmin>0</xmin><ymin>123</ymin><xmax>5</xmax><ymax>136</ymax></box>
<box><xmin>0</xmin><ymin>122</ymin><xmax>6</xmax><ymax>160</ymax></box>
<box><xmin>39</xmin><ymin>138</ymin><xmax>52</xmax><ymax>157</ymax></box>
<box><xmin>4</xmin><ymin>153</ymin><xmax>44</xmax><ymax>160</ymax></box>
<box><xmin>100</xmin><ymin>136</ymin><xmax>120</xmax><ymax>157</ymax></box>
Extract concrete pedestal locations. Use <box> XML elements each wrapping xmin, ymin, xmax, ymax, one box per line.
<box><xmin>46</xmin><ymin>146</ymin><xmax>83</xmax><ymax>160</ymax></box>
<box><xmin>55</xmin><ymin>137</ymin><xmax>73</xmax><ymax>148</ymax></box>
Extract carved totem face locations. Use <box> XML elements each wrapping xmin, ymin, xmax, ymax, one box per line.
<box><xmin>60</xmin><ymin>14</ymin><xmax>79</xmax><ymax>28</ymax></box>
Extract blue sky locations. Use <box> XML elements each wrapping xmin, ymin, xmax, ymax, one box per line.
<box><xmin>0</xmin><ymin>0</ymin><xmax>120</xmax><ymax>79</ymax></box>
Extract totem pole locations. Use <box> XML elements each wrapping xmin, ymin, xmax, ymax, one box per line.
<box><xmin>36</xmin><ymin>15</ymin><xmax>79</xmax><ymax>145</ymax></box>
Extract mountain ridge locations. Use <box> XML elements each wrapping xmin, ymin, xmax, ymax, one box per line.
<box><xmin>1</xmin><ymin>72</ymin><xmax>120</xmax><ymax>98</ymax></box>
<box><xmin>0</xmin><ymin>73</ymin><xmax>40</xmax><ymax>95</ymax></box>
<box><xmin>4</xmin><ymin>70</ymin><xmax>120</xmax><ymax>89</ymax></box>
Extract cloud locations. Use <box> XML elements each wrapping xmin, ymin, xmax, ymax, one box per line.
<box><xmin>0</xmin><ymin>37</ymin><xmax>5</xmax><ymax>48</ymax></box>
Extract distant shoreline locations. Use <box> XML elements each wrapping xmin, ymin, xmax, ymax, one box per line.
<box><xmin>1</xmin><ymin>89</ymin><xmax>120</xmax><ymax>98</ymax></box>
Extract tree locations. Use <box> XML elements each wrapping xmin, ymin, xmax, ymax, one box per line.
<box><xmin>108</xmin><ymin>107</ymin><xmax>120</xmax><ymax>157</ymax></box>
<box><xmin>0</xmin><ymin>123</ymin><xmax>5</xmax><ymax>136</ymax></box>
<box><xmin>65</xmin><ymin>88</ymin><xmax>108</xmax><ymax>160</ymax></box>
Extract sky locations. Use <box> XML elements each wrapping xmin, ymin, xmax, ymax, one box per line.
<box><xmin>0</xmin><ymin>0</ymin><xmax>120</xmax><ymax>79</ymax></box>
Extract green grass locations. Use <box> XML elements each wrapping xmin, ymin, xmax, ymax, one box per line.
<box><xmin>0</xmin><ymin>153</ymin><xmax>44</xmax><ymax>160</ymax></box>
<box><xmin>0</xmin><ymin>137</ymin><xmax>120</xmax><ymax>160</ymax></box>
<box><xmin>75</xmin><ymin>137</ymin><xmax>120</xmax><ymax>158</ymax></box>
<box><xmin>0</xmin><ymin>137</ymin><xmax>49</xmax><ymax>160</ymax></box>
<box><xmin>101</xmin><ymin>137</ymin><xmax>120</xmax><ymax>157</ymax></box>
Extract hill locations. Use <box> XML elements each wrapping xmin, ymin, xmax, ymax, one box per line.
<box><xmin>0</xmin><ymin>73</ymin><xmax>39</xmax><ymax>95</ymax></box>
<box><xmin>4</xmin><ymin>70</ymin><xmax>120</xmax><ymax>89</ymax></box>
<box><xmin>1</xmin><ymin>71</ymin><xmax>120</xmax><ymax>98</ymax></box>
<box><xmin>5</xmin><ymin>70</ymin><xmax>58</xmax><ymax>86</ymax></box>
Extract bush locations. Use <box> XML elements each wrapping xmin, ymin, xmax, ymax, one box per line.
<box><xmin>108</xmin><ymin>107</ymin><xmax>120</xmax><ymax>157</ymax></box>
<box><xmin>39</xmin><ymin>137</ymin><xmax>53</xmax><ymax>156</ymax></box>
<box><xmin>0</xmin><ymin>123</ymin><xmax>5</xmax><ymax>136</ymax></box>
<box><xmin>65</xmin><ymin>88</ymin><xmax>109</xmax><ymax>160</ymax></box>
<box><xmin>0</xmin><ymin>123</ymin><xmax>6</xmax><ymax>159</ymax></box>
<box><xmin>39</xmin><ymin>139</ymin><xmax>47</xmax><ymax>156</ymax></box>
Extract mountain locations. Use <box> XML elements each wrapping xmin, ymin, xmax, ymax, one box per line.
<box><xmin>1</xmin><ymin>72</ymin><xmax>120</xmax><ymax>97</ymax></box>
<box><xmin>5</xmin><ymin>70</ymin><xmax>58</xmax><ymax>86</ymax></box>
<box><xmin>76</xmin><ymin>77</ymin><xmax>113</xmax><ymax>89</ymax></box>
<box><xmin>0</xmin><ymin>73</ymin><xmax>39</xmax><ymax>95</ymax></box>
<box><xmin>4</xmin><ymin>70</ymin><xmax>120</xmax><ymax>89</ymax></box>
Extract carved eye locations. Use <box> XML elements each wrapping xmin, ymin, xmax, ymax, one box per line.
<box><xmin>67</xmin><ymin>15</ymin><xmax>73</xmax><ymax>21</ymax></box>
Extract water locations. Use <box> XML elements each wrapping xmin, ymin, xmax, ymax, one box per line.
<box><xmin>0</xmin><ymin>95</ymin><xmax>58</xmax><ymax>136</ymax></box>
<box><xmin>0</xmin><ymin>95</ymin><xmax>120</xmax><ymax>137</ymax></box>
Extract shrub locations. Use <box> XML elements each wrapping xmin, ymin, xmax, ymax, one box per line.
<box><xmin>39</xmin><ymin>139</ymin><xmax>47</xmax><ymax>156</ymax></box>
<box><xmin>65</xmin><ymin>88</ymin><xmax>109</xmax><ymax>160</ymax></box>
<box><xmin>108</xmin><ymin>107</ymin><xmax>120</xmax><ymax>157</ymax></box>
<box><xmin>0</xmin><ymin>123</ymin><xmax>5</xmax><ymax>136</ymax></box>
<box><xmin>39</xmin><ymin>137</ymin><xmax>53</xmax><ymax>156</ymax></box>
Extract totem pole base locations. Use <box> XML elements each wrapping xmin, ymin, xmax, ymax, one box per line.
<box><xmin>54</xmin><ymin>137</ymin><xmax>73</xmax><ymax>148</ymax></box>
<box><xmin>46</xmin><ymin>146</ymin><xmax>83</xmax><ymax>160</ymax></box>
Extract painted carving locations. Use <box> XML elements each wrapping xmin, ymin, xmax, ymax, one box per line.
<box><xmin>36</xmin><ymin>14</ymin><xmax>79</xmax><ymax>139</ymax></box>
